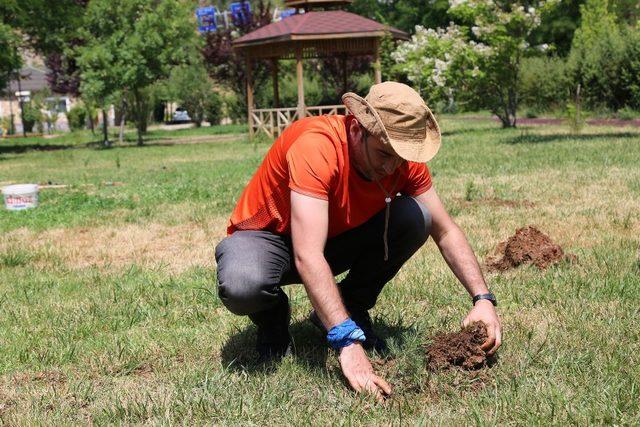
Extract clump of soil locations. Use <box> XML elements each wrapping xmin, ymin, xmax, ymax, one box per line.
<box><xmin>486</xmin><ymin>226</ymin><xmax>572</xmax><ymax>272</ymax></box>
<box><xmin>425</xmin><ymin>322</ymin><xmax>488</xmax><ymax>371</ymax></box>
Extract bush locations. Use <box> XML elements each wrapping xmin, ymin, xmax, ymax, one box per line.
<box><xmin>620</xmin><ymin>26</ymin><xmax>640</xmax><ymax>110</ymax></box>
<box><xmin>519</xmin><ymin>56</ymin><xmax>570</xmax><ymax>113</ymax></box>
<box><xmin>1</xmin><ymin>115</ymin><xmax>15</xmax><ymax>135</ymax></box>
<box><xmin>524</xmin><ymin>109</ymin><xmax>539</xmax><ymax>119</ymax></box>
<box><xmin>21</xmin><ymin>103</ymin><xmax>42</xmax><ymax>133</ymax></box>
<box><xmin>223</xmin><ymin>93</ymin><xmax>246</xmax><ymax>124</ymax></box>
<box><xmin>165</xmin><ymin>64</ymin><xmax>217</xmax><ymax>127</ymax></box>
<box><xmin>566</xmin><ymin>0</ymin><xmax>640</xmax><ymax>111</ymax></box>
<box><xmin>204</xmin><ymin>91</ymin><xmax>223</xmax><ymax>125</ymax></box>
<box><xmin>261</xmin><ymin>71</ymin><xmax>323</xmax><ymax>109</ymax></box>
<box><xmin>67</xmin><ymin>105</ymin><xmax>87</xmax><ymax>131</ymax></box>
<box><xmin>616</xmin><ymin>106</ymin><xmax>639</xmax><ymax>120</ymax></box>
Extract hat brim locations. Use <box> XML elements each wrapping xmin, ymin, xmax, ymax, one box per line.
<box><xmin>342</xmin><ymin>92</ymin><xmax>441</xmax><ymax>163</ymax></box>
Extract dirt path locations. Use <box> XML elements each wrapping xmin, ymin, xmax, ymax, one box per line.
<box><xmin>142</xmin><ymin>133</ymin><xmax>245</xmax><ymax>146</ymax></box>
<box><xmin>463</xmin><ymin>116</ymin><xmax>640</xmax><ymax>127</ymax></box>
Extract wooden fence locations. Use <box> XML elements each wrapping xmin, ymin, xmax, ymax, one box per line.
<box><xmin>250</xmin><ymin>105</ymin><xmax>347</xmax><ymax>138</ymax></box>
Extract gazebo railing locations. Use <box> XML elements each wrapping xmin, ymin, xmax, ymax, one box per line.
<box><xmin>251</xmin><ymin>104</ymin><xmax>347</xmax><ymax>138</ymax></box>
<box><xmin>305</xmin><ymin>105</ymin><xmax>347</xmax><ymax>117</ymax></box>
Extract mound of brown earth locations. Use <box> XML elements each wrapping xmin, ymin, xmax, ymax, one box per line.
<box><xmin>425</xmin><ymin>323</ymin><xmax>488</xmax><ymax>371</ymax></box>
<box><xmin>486</xmin><ymin>226</ymin><xmax>572</xmax><ymax>272</ymax></box>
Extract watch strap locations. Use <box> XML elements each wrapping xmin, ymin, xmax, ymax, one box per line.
<box><xmin>472</xmin><ymin>292</ymin><xmax>497</xmax><ymax>306</ymax></box>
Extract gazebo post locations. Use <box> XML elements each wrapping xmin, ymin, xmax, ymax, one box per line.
<box><xmin>246</xmin><ymin>57</ymin><xmax>254</xmax><ymax>137</ymax></box>
<box><xmin>373</xmin><ymin>38</ymin><xmax>382</xmax><ymax>84</ymax></box>
<box><xmin>341</xmin><ymin>56</ymin><xmax>347</xmax><ymax>94</ymax></box>
<box><xmin>295</xmin><ymin>46</ymin><xmax>305</xmax><ymax>119</ymax></box>
<box><xmin>271</xmin><ymin>59</ymin><xmax>280</xmax><ymax>108</ymax></box>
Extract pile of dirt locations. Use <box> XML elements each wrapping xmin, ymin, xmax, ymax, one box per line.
<box><xmin>486</xmin><ymin>226</ymin><xmax>572</xmax><ymax>272</ymax></box>
<box><xmin>425</xmin><ymin>323</ymin><xmax>488</xmax><ymax>371</ymax></box>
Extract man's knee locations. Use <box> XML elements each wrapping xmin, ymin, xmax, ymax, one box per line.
<box><xmin>390</xmin><ymin>195</ymin><xmax>432</xmax><ymax>248</ymax></box>
<box><xmin>216</xmin><ymin>268</ymin><xmax>267</xmax><ymax>315</ymax></box>
<box><xmin>215</xmin><ymin>234</ymin><xmax>283</xmax><ymax>316</ymax></box>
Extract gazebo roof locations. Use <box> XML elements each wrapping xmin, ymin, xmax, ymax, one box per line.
<box><xmin>233</xmin><ymin>11</ymin><xmax>407</xmax><ymax>48</ymax></box>
<box><xmin>285</xmin><ymin>0</ymin><xmax>353</xmax><ymax>8</ymax></box>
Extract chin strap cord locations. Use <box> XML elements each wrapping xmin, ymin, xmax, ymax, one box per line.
<box><xmin>363</xmin><ymin>133</ymin><xmax>401</xmax><ymax>261</ymax></box>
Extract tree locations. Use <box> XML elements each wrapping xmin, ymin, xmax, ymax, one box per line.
<box><xmin>77</xmin><ymin>0</ymin><xmax>198</xmax><ymax>145</ymax></box>
<box><xmin>201</xmin><ymin>0</ymin><xmax>273</xmax><ymax>120</ymax></box>
<box><xmin>2</xmin><ymin>0</ymin><xmax>88</xmax><ymax>96</ymax></box>
<box><xmin>530</xmin><ymin>0</ymin><xmax>583</xmax><ymax>56</ymax></box>
<box><xmin>165</xmin><ymin>63</ymin><xmax>218</xmax><ymax>127</ymax></box>
<box><xmin>393</xmin><ymin>0</ymin><xmax>558</xmax><ymax>127</ymax></box>
<box><xmin>349</xmin><ymin>0</ymin><xmax>451</xmax><ymax>35</ymax></box>
<box><xmin>0</xmin><ymin>22</ymin><xmax>21</xmax><ymax>93</ymax></box>
<box><xmin>392</xmin><ymin>24</ymin><xmax>486</xmax><ymax>112</ymax></box>
<box><xmin>567</xmin><ymin>0</ymin><xmax>631</xmax><ymax>111</ymax></box>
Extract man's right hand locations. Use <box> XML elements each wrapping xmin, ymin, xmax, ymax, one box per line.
<box><xmin>338</xmin><ymin>342</ymin><xmax>392</xmax><ymax>402</ymax></box>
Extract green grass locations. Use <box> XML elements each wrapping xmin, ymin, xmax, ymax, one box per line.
<box><xmin>0</xmin><ymin>123</ymin><xmax>245</xmax><ymax>151</ymax></box>
<box><xmin>0</xmin><ymin>117</ymin><xmax>639</xmax><ymax>424</ymax></box>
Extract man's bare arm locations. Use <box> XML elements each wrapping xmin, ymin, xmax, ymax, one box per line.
<box><xmin>415</xmin><ymin>187</ymin><xmax>502</xmax><ymax>355</ymax></box>
<box><xmin>290</xmin><ymin>191</ymin><xmax>391</xmax><ymax>400</ymax></box>
<box><xmin>415</xmin><ymin>188</ymin><xmax>488</xmax><ymax>295</ymax></box>
<box><xmin>290</xmin><ymin>191</ymin><xmax>348</xmax><ymax>328</ymax></box>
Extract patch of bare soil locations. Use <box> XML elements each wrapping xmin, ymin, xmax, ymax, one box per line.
<box><xmin>141</xmin><ymin>134</ymin><xmax>243</xmax><ymax>146</ymax></box>
<box><xmin>425</xmin><ymin>323</ymin><xmax>488</xmax><ymax>371</ymax></box>
<box><xmin>486</xmin><ymin>225</ymin><xmax>574</xmax><ymax>272</ymax></box>
<box><xmin>10</xmin><ymin>370</ymin><xmax>66</xmax><ymax>386</ymax></box>
<box><xmin>455</xmin><ymin>197</ymin><xmax>535</xmax><ymax>208</ymax></box>
<box><xmin>1</xmin><ymin>219</ymin><xmax>227</xmax><ymax>273</ymax></box>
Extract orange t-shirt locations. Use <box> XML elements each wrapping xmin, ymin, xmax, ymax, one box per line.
<box><xmin>227</xmin><ymin>115</ymin><xmax>432</xmax><ymax>237</ymax></box>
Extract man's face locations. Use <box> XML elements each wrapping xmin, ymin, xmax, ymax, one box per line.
<box><xmin>349</xmin><ymin>121</ymin><xmax>404</xmax><ymax>181</ymax></box>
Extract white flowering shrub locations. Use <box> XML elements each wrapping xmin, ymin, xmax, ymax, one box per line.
<box><xmin>392</xmin><ymin>24</ymin><xmax>487</xmax><ymax>111</ymax></box>
<box><xmin>393</xmin><ymin>0</ymin><xmax>558</xmax><ymax>127</ymax></box>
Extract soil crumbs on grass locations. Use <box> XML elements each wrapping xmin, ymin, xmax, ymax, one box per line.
<box><xmin>425</xmin><ymin>323</ymin><xmax>488</xmax><ymax>371</ymax></box>
<box><xmin>486</xmin><ymin>225</ymin><xmax>573</xmax><ymax>272</ymax></box>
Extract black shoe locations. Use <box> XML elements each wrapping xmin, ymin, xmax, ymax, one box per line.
<box><xmin>250</xmin><ymin>292</ymin><xmax>293</xmax><ymax>364</ymax></box>
<box><xmin>308</xmin><ymin>309</ymin><xmax>388</xmax><ymax>355</ymax></box>
<box><xmin>256</xmin><ymin>339</ymin><xmax>292</xmax><ymax>364</ymax></box>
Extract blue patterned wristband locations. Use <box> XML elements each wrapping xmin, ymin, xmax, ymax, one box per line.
<box><xmin>327</xmin><ymin>318</ymin><xmax>366</xmax><ymax>349</ymax></box>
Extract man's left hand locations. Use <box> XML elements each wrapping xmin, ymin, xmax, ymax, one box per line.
<box><xmin>462</xmin><ymin>300</ymin><xmax>502</xmax><ymax>356</ymax></box>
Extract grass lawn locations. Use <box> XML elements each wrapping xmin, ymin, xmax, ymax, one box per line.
<box><xmin>0</xmin><ymin>118</ymin><xmax>638</xmax><ymax>424</ymax></box>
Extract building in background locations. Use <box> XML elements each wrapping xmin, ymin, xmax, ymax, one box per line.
<box><xmin>0</xmin><ymin>60</ymin><xmax>79</xmax><ymax>134</ymax></box>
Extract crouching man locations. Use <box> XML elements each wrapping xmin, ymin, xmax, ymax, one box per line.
<box><xmin>215</xmin><ymin>82</ymin><xmax>501</xmax><ymax>399</ymax></box>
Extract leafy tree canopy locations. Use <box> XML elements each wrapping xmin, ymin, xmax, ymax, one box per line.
<box><xmin>77</xmin><ymin>0</ymin><xmax>200</xmax><ymax>144</ymax></box>
<box><xmin>0</xmin><ymin>22</ymin><xmax>21</xmax><ymax>92</ymax></box>
<box><xmin>393</xmin><ymin>0</ymin><xmax>559</xmax><ymax>127</ymax></box>
<box><xmin>1</xmin><ymin>0</ymin><xmax>87</xmax><ymax>54</ymax></box>
<box><xmin>349</xmin><ymin>0</ymin><xmax>451</xmax><ymax>34</ymax></box>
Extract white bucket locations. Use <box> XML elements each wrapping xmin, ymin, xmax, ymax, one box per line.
<box><xmin>2</xmin><ymin>184</ymin><xmax>39</xmax><ymax>210</ymax></box>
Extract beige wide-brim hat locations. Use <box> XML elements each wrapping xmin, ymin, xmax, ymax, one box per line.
<box><xmin>342</xmin><ymin>82</ymin><xmax>441</xmax><ymax>163</ymax></box>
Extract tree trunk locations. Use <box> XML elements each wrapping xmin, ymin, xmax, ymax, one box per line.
<box><xmin>507</xmin><ymin>85</ymin><xmax>517</xmax><ymax>127</ymax></box>
<box><xmin>133</xmin><ymin>89</ymin><xmax>144</xmax><ymax>146</ymax></box>
<box><xmin>119</xmin><ymin>98</ymin><xmax>126</xmax><ymax>144</ymax></box>
<box><xmin>17</xmin><ymin>74</ymin><xmax>26</xmax><ymax>137</ymax></box>
<box><xmin>496</xmin><ymin>86</ymin><xmax>517</xmax><ymax>128</ymax></box>
<box><xmin>88</xmin><ymin>106</ymin><xmax>95</xmax><ymax>135</ymax></box>
<box><xmin>102</xmin><ymin>108</ymin><xmax>111</xmax><ymax>147</ymax></box>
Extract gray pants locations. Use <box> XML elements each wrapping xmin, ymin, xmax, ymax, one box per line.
<box><xmin>215</xmin><ymin>196</ymin><xmax>432</xmax><ymax>325</ymax></box>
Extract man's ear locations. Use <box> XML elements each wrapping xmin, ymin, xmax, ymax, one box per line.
<box><xmin>348</xmin><ymin>119</ymin><xmax>362</xmax><ymax>142</ymax></box>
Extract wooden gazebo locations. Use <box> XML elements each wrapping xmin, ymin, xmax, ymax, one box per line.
<box><xmin>232</xmin><ymin>0</ymin><xmax>408</xmax><ymax>137</ymax></box>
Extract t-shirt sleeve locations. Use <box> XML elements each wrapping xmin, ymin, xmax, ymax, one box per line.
<box><xmin>286</xmin><ymin>135</ymin><xmax>338</xmax><ymax>200</ymax></box>
<box><xmin>402</xmin><ymin>162</ymin><xmax>433</xmax><ymax>196</ymax></box>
